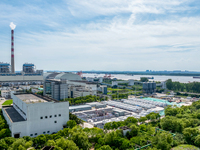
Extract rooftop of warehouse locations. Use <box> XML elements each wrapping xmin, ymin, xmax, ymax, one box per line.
<box><xmin>14</xmin><ymin>93</ymin><xmax>61</xmax><ymax>104</ymax></box>
<box><xmin>70</xmin><ymin>80</ymin><xmax>98</xmax><ymax>84</ymax></box>
<box><xmin>3</xmin><ymin>106</ymin><xmax>26</xmax><ymax>122</ymax></box>
<box><xmin>69</xmin><ymin>105</ymin><xmax>92</xmax><ymax>109</ymax></box>
<box><xmin>86</xmin><ymin>102</ymin><xmax>105</xmax><ymax>105</ymax></box>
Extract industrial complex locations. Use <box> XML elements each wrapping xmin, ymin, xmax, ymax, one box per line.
<box><xmin>0</xmin><ymin>23</ymin><xmax>196</xmax><ymax>142</ymax></box>
<box><xmin>69</xmin><ymin>97</ymin><xmax>193</xmax><ymax>129</ymax></box>
<box><xmin>0</xmin><ymin>23</ymin><xmax>43</xmax><ymax>86</ymax></box>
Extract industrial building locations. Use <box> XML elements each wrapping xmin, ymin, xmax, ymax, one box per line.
<box><xmin>1</xmin><ymin>90</ymin><xmax>11</xmax><ymax>98</ymax></box>
<box><xmin>69</xmin><ymin>105</ymin><xmax>92</xmax><ymax>112</ymax></box>
<box><xmin>67</xmin><ymin>80</ymin><xmax>97</xmax><ymax>98</ymax></box>
<box><xmin>2</xmin><ymin>93</ymin><xmax>69</xmax><ymax>138</ymax></box>
<box><xmin>68</xmin><ymin>85</ymin><xmax>92</xmax><ymax>98</ymax></box>
<box><xmin>43</xmin><ymin>72</ymin><xmax>82</xmax><ymax>100</ymax></box>
<box><xmin>43</xmin><ymin>73</ymin><xmax>99</xmax><ymax>100</ymax></box>
<box><xmin>0</xmin><ymin>63</ymin><xmax>43</xmax><ymax>86</ymax></box>
<box><xmin>23</xmin><ymin>63</ymin><xmax>35</xmax><ymax>73</ymax></box>
<box><xmin>44</xmin><ymin>79</ymin><xmax>68</xmax><ymax>100</ymax></box>
<box><xmin>99</xmin><ymin>85</ymin><xmax>107</xmax><ymax>95</ymax></box>
<box><xmin>0</xmin><ymin>63</ymin><xmax>11</xmax><ymax>73</ymax></box>
<box><xmin>112</xmin><ymin>79</ymin><xmax>134</xmax><ymax>86</ymax></box>
<box><xmin>86</xmin><ymin>102</ymin><xmax>106</xmax><ymax>109</ymax></box>
<box><xmin>86</xmin><ymin>77</ymin><xmax>103</xmax><ymax>83</ymax></box>
<box><xmin>142</xmin><ymin>82</ymin><xmax>156</xmax><ymax>94</ymax></box>
<box><xmin>71</xmin><ymin>97</ymin><xmax>182</xmax><ymax>129</ymax></box>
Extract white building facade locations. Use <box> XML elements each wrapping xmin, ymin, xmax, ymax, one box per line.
<box><xmin>2</xmin><ymin>93</ymin><xmax>69</xmax><ymax>138</ymax></box>
<box><xmin>1</xmin><ymin>90</ymin><xmax>11</xmax><ymax>98</ymax></box>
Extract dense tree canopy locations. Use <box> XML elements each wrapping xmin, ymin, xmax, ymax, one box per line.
<box><xmin>166</xmin><ymin>79</ymin><xmax>200</xmax><ymax>93</ymax></box>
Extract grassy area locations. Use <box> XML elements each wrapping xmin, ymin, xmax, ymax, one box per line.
<box><xmin>172</xmin><ymin>144</ymin><xmax>200</xmax><ymax>150</ymax></box>
<box><xmin>2</xmin><ymin>100</ymin><xmax>13</xmax><ymax>106</ymax></box>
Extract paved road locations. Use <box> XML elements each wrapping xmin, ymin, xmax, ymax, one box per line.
<box><xmin>0</xmin><ymin>100</ymin><xmax>6</xmax><ymax>109</ymax></box>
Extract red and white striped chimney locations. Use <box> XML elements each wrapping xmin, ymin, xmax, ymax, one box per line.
<box><xmin>10</xmin><ymin>22</ymin><xmax>16</xmax><ymax>73</ymax></box>
<box><xmin>11</xmin><ymin>30</ymin><xmax>15</xmax><ymax>73</ymax></box>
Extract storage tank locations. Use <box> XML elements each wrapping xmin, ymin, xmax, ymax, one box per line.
<box><xmin>143</xmin><ymin>83</ymin><xmax>148</xmax><ymax>90</ymax></box>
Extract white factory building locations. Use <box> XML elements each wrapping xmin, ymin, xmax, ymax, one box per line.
<box><xmin>67</xmin><ymin>80</ymin><xmax>97</xmax><ymax>98</ymax></box>
<box><xmin>112</xmin><ymin>79</ymin><xmax>134</xmax><ymax>86</ymax></box>
<box><xmin>2</xmin><ymin>93</ymin><xmax>69</xmax><ymax>138</ymax></box>
<box><xmin>1</xmin><ymin>90</ymin><xmax>11</xmax><ymax>98</ymax></box>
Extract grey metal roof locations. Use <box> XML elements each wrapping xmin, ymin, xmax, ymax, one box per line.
<box><xmin>43</xmin><ymin>72</ymin><xmax>60</xmax><ymax>80</ymax></box>
<box><xmin>54</xmin><ymin>73</ymin><xmax>81</xmax><ymax>81</ymax></box>
<box><xmin>3</xmin><ymin>106</ymin><xmax>26</xmax><ymax>122</ymax></box>
<box><xmin>69</xmin><ymin>105</ymin><xmax>91</xmax><ymax>109</ymax></box>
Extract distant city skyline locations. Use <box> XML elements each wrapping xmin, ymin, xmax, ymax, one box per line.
<box><xmin>0</xmin><ymin>0</ymin><xmax>200</xmax><ymax>71</ymax></box>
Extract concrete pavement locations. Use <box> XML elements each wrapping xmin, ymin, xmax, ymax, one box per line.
<box><xmin>0</xmin><ymin>99</ymin><xmax>6</xmax><ymax>109</ymax></box>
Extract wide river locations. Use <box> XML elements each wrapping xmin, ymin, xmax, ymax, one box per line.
<box><xmin>83</xmin><ymin>73</ymin><xmax>200</xmax><ymax>83</ymax></box>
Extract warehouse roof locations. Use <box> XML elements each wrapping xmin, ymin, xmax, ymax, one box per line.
<box><xmin>15</xmin><ymin>94</ymin><xmax>48</xmax><ymax>104</ymax></box>
<box><xmin>3</xmin><ymin>106</ymin><xmax>26</xmax><ymax>122</ymax></box>
<box><xmin>14</xmin><ymin>93</ymin><xmax>62</xmax><ymax>103</ymax></box>
<box><xmin>55</xmin><ymin>73</ymin><xmax>82</xmax><ymax>81</ymax></box>
<box><xmin>69</xmin><ymin>105</ymin><xmax>92</xmax><ymax>109</ymax></box>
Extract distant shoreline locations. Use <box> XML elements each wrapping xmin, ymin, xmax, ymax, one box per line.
<box><xmin>82</xmin><ymin>71</ymin><xmax>200</xmax><ymax>77</ymax></box>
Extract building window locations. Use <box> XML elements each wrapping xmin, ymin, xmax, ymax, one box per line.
<box><xmin>59</xmin><ymin>114</ymin><xmax>61</xmax><ymax>117</ymax></box>
<box><xmin>43</xmin><ymin>132</ymin><xmax>46</xmax><ymax>134</ymax></box>
<box><xmin>35</xmin><ymin>133</ymin><xmax>37</xmax><ymax>136</ymax></box>
<box><xmin>47</xmin><ymin>131</ymin><xmax>50</xmax><ymax>133</ymax></box>
<box><xmin>40</xmin><ymin>117</ymin><xmax>43</xmax><ymax>119</ymax></box>
<box><xmin>30</xmin><ymin>134</ymin><xmax>33</xmax><ymax>136</ymax></box>
<box><xmin>45</xmin><ymin>116</ymin><xmax>48</xmax><ymax>119</ymax></box>
<box><xmin>54</xmin><ymin>115</ymin><xmax>57</xmax><ymax>117</ymax></box>
<box><xmin>54</xmin><ymin>121</ymin><xmax>57</xmax><ymax>123</ymax></box>
<box><xmin>50</xmin><ymin>115</ymin><xmax>52</xmax><ymax>118</ymax></box>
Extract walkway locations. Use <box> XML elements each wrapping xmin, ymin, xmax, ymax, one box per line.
<box><xmin>0</xmin><ymin>99</ymin><xmax>6</xmax><ymax>109</ymax></box>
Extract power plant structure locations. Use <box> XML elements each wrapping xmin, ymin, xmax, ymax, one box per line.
<box><xmin>23</xmin><ymin>63</ymin><xmax>35</xmax><ymax>73</ymax></box>
<box><xmin>0</xmin><ymin>63</ymin><xmax>11</xmax><ymax>73</ymax></box>
<box><xmin>0</xmin><ymin>23</ymin><xmax>43</xmax><ymax>86</ymax></box>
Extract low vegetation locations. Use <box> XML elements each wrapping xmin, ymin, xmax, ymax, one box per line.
<box><xmin>2</xmin><ymin>100</ymin><xmax>13</xmax><ymax>106</ymax></box>
<box><xmin>62</xmin><ymin>95</ymin><xmax>108</xmax><ymax>105</ymax></box>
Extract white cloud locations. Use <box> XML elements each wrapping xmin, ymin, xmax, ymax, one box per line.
<box><xmin>0</xmin><ymin>0</ymin><xmax>199</xmax><ymax>71</ymax></box>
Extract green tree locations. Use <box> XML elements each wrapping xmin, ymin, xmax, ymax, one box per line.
<box><xmin>152</xmin><ymin>132</ymin><xmax>173</xmax><ymax>150</ymax></box>
<box><xmin>194</xmin><ymin>135</ymin><xmax>200</xmax><ymax>147</ymax></box>
<box><xmin>139</xmin><ymin>117</ymin><xmax>147</xmax><ymax>124</ymax></box>
<box><xmin>130</xmin><ymin>124</ymin><xmax>139</xmax><ymax>137</ymax></box>
<box><xmin>124</xmin><ymin>117</ymin><xmax>138</xmax><ymax>125</ymax></box>
<box><xmin>0</xmin><ymin>139</ymin><xmax>8</xmax><ymax>150</ymax></box>
<box><xmin>97</xmin><ymin>145</ymin><xmax>112</xmax><ymax>150</ymax></box>
<box><xmin>34</xmin><ymin>134</ymin><xmax>46</xmax><ymax>148</ymax></box>
<box><xmin>46</xmin><ymin>140</ymin><xmax>56</xmax><ymax>146</ymax></box>
<box><xmin>183</xmin><ymin>127</ymin><xmax>199</xmax><ymax>144</ymax></box>
<box><xmin>67</xmin><ymin>120</ymin><xmax>77</xmax><ymax>129</ymax></box>
<box><xmin>166</xmin><ymin>79</ymin><xmax>173</xmax><ymax>90</ymax></box>
<box><xmin>139</xmin><ymin>124</ymin><xmax>147</xmax><ymax>132</ymax></box>
<box><xmin>55</xmin><ymin>137</ymin><xmax>79</xmax><ymax>150</ymax></box>
<box><xmin>69</xmin><ymin>127</ymin><xmax>91</xmax><ymax>150</ymax></box>
<box><xmin>140</xmin><ymin>77</ymin><xmax>149</xmax><ymax>82</ymax></box>
<box><xmin>8</xmin><ymin>138</ymin><xmax>33</xmax><ymax>150</ymax></box>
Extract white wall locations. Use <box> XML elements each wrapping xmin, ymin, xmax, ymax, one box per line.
<box><xmin>7</xmin><ymin>94</ymin><xmax>69</xmax><ymax>137</ymax></box>
<box><xmin>0</xmin><ymin>76</ymin><xmax>43</xmax><ymax>81</ymax></box>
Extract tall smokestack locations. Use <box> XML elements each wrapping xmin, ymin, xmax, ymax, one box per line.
<box><xmin>9</xmin><ymin>22</ymin><xmax>16</xmax><ymax>73</ymax></box>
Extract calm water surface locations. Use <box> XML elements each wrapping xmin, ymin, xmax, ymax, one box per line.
<box><xmin>83</xmin><ymin>73</ymin><xmax>200</xmax><ymax>83</ymax></box>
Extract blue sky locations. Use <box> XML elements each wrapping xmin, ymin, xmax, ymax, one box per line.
<box><xmin>0</xmin><ymin>0</ymin><xmax>200</xmax><ymax>71</ymax></box>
